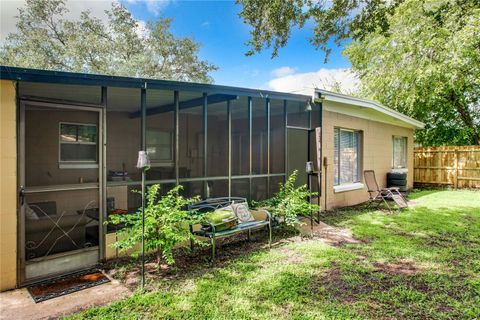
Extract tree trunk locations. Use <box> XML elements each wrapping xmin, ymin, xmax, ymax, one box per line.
<box><xmin>157</xmin><ymin>246</ymin><xmax>161</xmax><ymax>270</ymax></box>
<box><xmin>451</xmin><ymin>92</ymin><xmax>480</xmax><ymax>145</ymax></box>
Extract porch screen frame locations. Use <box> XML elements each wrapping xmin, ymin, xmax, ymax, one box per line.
<box><xmin>18</xmin><ymin>98</ymin><xmax>105</xmax><ymax>285</ymax></box>
<box><xmin>133</xmin><ymin>91</ymin><xmax>310</xmax><ymax>201</ymax></box>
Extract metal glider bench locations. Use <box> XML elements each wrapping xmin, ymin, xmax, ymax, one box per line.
<box><xmin>188</xmin><ymin>197</ymin><xmax>272</xmax><ymax>261</ymax></box>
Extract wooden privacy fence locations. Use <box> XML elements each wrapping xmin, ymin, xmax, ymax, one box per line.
<box><xmin>414</xmin><ymin>146</ymin><xmax>480</xmax><ymax>189</ymax></box>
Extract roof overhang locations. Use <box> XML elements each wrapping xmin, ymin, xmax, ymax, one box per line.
<box><xmin>314</xmin><ymin>89</ymin><xmax>425</xmax><ymax>129</ymax></box>
<box><xmin>0</xmin><ymin>66</ymin><xmax>311</xmax><ymax>102</ymax></box>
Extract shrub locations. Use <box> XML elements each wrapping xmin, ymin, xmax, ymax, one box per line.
<box><xmin>256</xmin><ymin>170</ymin><xmax>320</xmax><ymax>226</ymax></box>
<box><xmin>108</xmin><ymin>184</ymin><xmax>200</xmax><ymax>267</ymax></box>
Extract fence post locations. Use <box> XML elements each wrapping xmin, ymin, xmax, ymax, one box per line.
<box><xmin>454</xmin><ymin>149</ymin><xmax>459</xmax><ymax>189</ymax></box>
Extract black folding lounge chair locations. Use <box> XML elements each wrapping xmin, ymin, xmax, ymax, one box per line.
<box><xmin>364</xmin><ymin>170</ymin><xmax>408</xmax><ymax>211</ymax></box>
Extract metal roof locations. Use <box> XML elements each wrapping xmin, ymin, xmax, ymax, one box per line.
<box><xmin>0</xmin><ymin>66</ymin><xmax>311</xmax><ymax>102</ymax></box>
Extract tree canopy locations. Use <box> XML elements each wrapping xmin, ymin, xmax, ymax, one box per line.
<box><xmin>238</xmin><ymin>0</ymin><xmax>480</xmax><ymax>145</ymax></box>
<box><xmin>346</xmin><ymin>0</ymin><xmax>480</xmax><ymax>145</ymax></box>
<box><xmin>1</xmin><ymin>0</ymin><xmax>217</xmax><ymax>83</ymax></box>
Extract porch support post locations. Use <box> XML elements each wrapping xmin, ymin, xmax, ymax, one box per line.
<box><xmin>248</xmin><ymin>97</ymin><xmax>253</xmax><ymax>201</ymax></box>
<box><xmin>266</xmin><ymin>98</ymin><xmax>271</xmax><ymax>197</ymax></box>
<box><xmin>140</xmin><ymin>85</ymin><xmax>146</xmax><ymax>290</ymax></box>
<box><xmin>203</xmin><ymin>93</ymin><xmax>208</xmax><ymax>197</ymax></box>
<box><xmin>99</xmin><ymin>86</ymin><xmax>107</xmax><ymax>261</ymax></box>
<box><xmin>284</xmin><ymin>100</ymin><xmax>288</xmax><ymax>183</ymax></box>
<box><xmin>319</xmin><ymin>97</ymin><xmax>323</xmax><ymax>216</ymax></box>
<box><xmin>174</xmin><ymin>91</ymin><xmax>179</xmax><ymax>186</ymax></box>
<box><xmin>227</xmin><ymin>100</ymin><xmax>232</xmax><ymax>198</ymax></box>
<box><xmin>141</xmin><ymin>86</ymin><xmax>146</xmax><ymax>150</ymax></box>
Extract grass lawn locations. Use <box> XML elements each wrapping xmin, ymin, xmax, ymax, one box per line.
<box><xmin>69</xmin><ymin>189</ymin><xmax>480</xmax><ymax>319</ymax></box>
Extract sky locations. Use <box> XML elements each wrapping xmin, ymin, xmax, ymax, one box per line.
<box><xmin>0</xmin><ymin>0</ymin><xmax>359</xmax><ymax>93</ymax></box>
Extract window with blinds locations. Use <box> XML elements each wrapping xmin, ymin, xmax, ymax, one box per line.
<box><xmin>392</xmin><ymin>136</ymin><xmax>407</xmax><ymax>168</ymax></box>
<box><xmin>334</xmin><ymin>128</ymin><xmax>362</xmax><ymax>185</ymax></box>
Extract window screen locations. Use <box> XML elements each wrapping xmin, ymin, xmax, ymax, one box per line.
<box><xmin>393</xmin><ymin>136</ymin><xmax>407</xmax><ymax>168</ymax></box>
<box><xmin>287</xmin><ymin>100</ymin><xmax>309</xmax><ymax>128</ymax></box>
<box><xmin>334</xmin><ymin>128</ymin><xmax>361</xmax><ymax>185</ymax></box>
<box><xmin>59</xmin><ymin>123</ymin><xmax>97</xmax><ymax>162</ymax></box>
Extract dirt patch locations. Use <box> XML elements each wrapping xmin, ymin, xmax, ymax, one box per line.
<box><xmin>310</xmin><ymin>263</ymin><xmax>370</xmax><ymax>305</ymax></box>
<box><xmin>373</xmin><ymin>260</ymin><xmax>421</xmax><ymax>275</ymax></box>
<box><xmin>312</xmin><ymin>263</ymin><xmax>343</xmax><ymax>292</ymax></box>
<box><xmin>311</xmin><ymin>260</ymin><xmax>431</xmax><ymax>303</ymax></box>
<box><xmin>278</xmin><ymin>247</ymin><xmax>304</xmax><ymax>264</ymax></box>
<box><xmin>304</xmin><ymin>221</ymin><xmax>362</xmax><ymax>246</ymax></box>
<box><xmin>103</xmin><ymin>231</ymin><xmax>283</xmax><ymax>290</ymax></box>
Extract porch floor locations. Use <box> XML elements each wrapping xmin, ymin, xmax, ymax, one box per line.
<box><xmin>0</xmin><ymin>278</ymin><xmax>130</xmax><ymax>320</ymax></box>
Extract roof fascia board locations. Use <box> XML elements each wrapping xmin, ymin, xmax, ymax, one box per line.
<box><xmin>0</xmin><ymin>66</ymin><xmax>310</xmax><ymax>102</ymax></box>
<box><xmin>323</xmin><ymin>103</ymin><xmax>416</xmax><ymax>129</ymax></box>
<box><xmin>1</xmin><ymin>66</ymin><xmax>142</xmax><ymax>88</ymax></box>
<box><xmin>316</xmin><ymin>89</ymin><xmax>425</xmax><ymax>129</ymax></box>
<box><xmin>146</xmin><ymin>81</ymin><xmax>309</xmax><ymax>101</ymax></box>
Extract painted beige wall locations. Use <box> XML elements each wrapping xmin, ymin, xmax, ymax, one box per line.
<box><xmin>320</xmin><ymin>109</ymin><xmax>415</xmax><ymax>210</ymax></box>
<box><xmin>0</xmin><ymin>80</ymin><xmax>17</xmax><ymax>291</ymax></box>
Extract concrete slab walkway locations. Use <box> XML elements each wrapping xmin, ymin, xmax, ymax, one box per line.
<box><xmin>0</xmin><ymin>279</ymin><xmax>131</xmax><ymax>320</ymax></box>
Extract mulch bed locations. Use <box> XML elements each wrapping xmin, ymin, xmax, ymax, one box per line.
<box><xmin>103</xmin><ymin>227</ymin><xmax>300</xmax><ymax>290</ymax></box>
<box><xmin>27</xmin><ymin>269</ymin><xmax>110</xmax><ymax>303</ymax></box>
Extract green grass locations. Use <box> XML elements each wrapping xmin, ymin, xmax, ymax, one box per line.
<box><xmin>68</xmin><ymin>190</ymin><xmax>480</xmax><ymax>319</ymax></box>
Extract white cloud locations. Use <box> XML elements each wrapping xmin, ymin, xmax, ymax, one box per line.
<box><xmin>268</xmin><ymin>68</ymin><xmax>360</xmax><ymax>95</ymax></box>
<box><xmin>126</xmin><ymin>0</ymin><xmax>171</xmax><ymax>16</ymax></box>
<box><xmin>200</xmin><ymin>21</ymin><xmax>210</xmax><ymax>28</ymax></box>
<box><xmin>0</xmin><ymin>0</ymin><xmax>114</xmax><ymax>41</ymax></box>
<box><xmin>271</xmin><ymin>66</ymin><xmax>296</xmax><ymax>77</ymax></box>
<box><xmin>134</xmin><ymin>19</ymin><xmax>149</xmax><ymax>38</ymax></box>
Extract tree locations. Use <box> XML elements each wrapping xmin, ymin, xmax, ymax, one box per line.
<box><xmin>1</xmin><ymin>0</ymin><xmax>217</xmax><ymax>83</ymax></box>
<box><xmin>256</xmin><ymin>170</ymin><xmax>319</xmax><ymax>227</ymax></box>
<box><xmin>109</xmin><ymin>184</ymin><xmax>201</xmax><ymax>267</ymax></box>
<box><xmin>237</xmin><ymin>0</ymin><xmax>480</xmax><ymax>145</ymax></box>
<box><xmin>237</xmin><ymin>0</ymin><xmax>395</xmax><ymax>60</ymax></box>
<box><xmin>345</xmin><ymin>0</ymin><xmax>480</xmax><ymax>145</ymax></box>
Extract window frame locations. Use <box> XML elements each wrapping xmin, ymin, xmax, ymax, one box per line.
<box><xmin>146</xmin><ymin>128</ymin><xmax>174</xmax><ymax>167</ymax></box>
<box><xmin>333</xmin><ymin>127</ymin><xmax>363</xmax><ymax>186</ymax></box>
<box><xmin>392</xmin><ymin>135</ymin><xmax>408</xmax><ymax>169</ymax></box>
<box><xmin>58</xmin><ymin>121</ymin><xmax>98</xmax><ymax>168</ymax></box>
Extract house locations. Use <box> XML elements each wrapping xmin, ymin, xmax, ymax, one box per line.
<box><xmin>0</xmin><ymin>66</ymin><xmax>424</xmax><ymax>291</ymax></box>
<box><xmin>314</xmin><ymin>89</ymin><xmax>424</xmax><ymax>209</ymax></box>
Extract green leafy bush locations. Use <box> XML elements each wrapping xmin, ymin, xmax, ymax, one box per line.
<box><xmin>108</xmin><ymin>184</ymin><xmax>200</xmax><ymax>267</ymax></box>
<box><xmin>256</xmin><ymin>170</ymin><xmax>320</xmax><ymax>226</ymax></box>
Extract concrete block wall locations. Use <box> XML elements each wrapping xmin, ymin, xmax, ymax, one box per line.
<box><xmin>320</xmin><ymin>108</ymin><xmax>415</xmax><ymax>210</ymax></box>
<box><xmin>0</xmin><ymin>80</ymin><xmax>17</xmax><ymax>291</ymax></box>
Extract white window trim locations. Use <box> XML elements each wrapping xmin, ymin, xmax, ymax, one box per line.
<box><xmin>334</xmin><ymin>182</ymin><xmax>365</xmax><ymax>193</ymax></box>
<box><xmin>334</xmin><ymin>127</ymin><xmax>363</xmax><ymax>186</ymax></box>
<box><xmin>392</xmin><ymin>135</ymin><xmax>408</xmax><ymax>169</ymax></box>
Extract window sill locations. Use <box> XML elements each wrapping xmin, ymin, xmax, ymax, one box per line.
<box><xmin>334</xmin><ymin>182</ymin><xmax>364</xmax><ymax>193</ymax></box>
<box><xmin>59</xmin><ymin>163</ymin><xmax>99</xmax><ymax>169</ymax></box>
<box><xmin>150</xmin><ymin>162</ymin><xmax>174</xmax><ymax>168</ymax></box>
